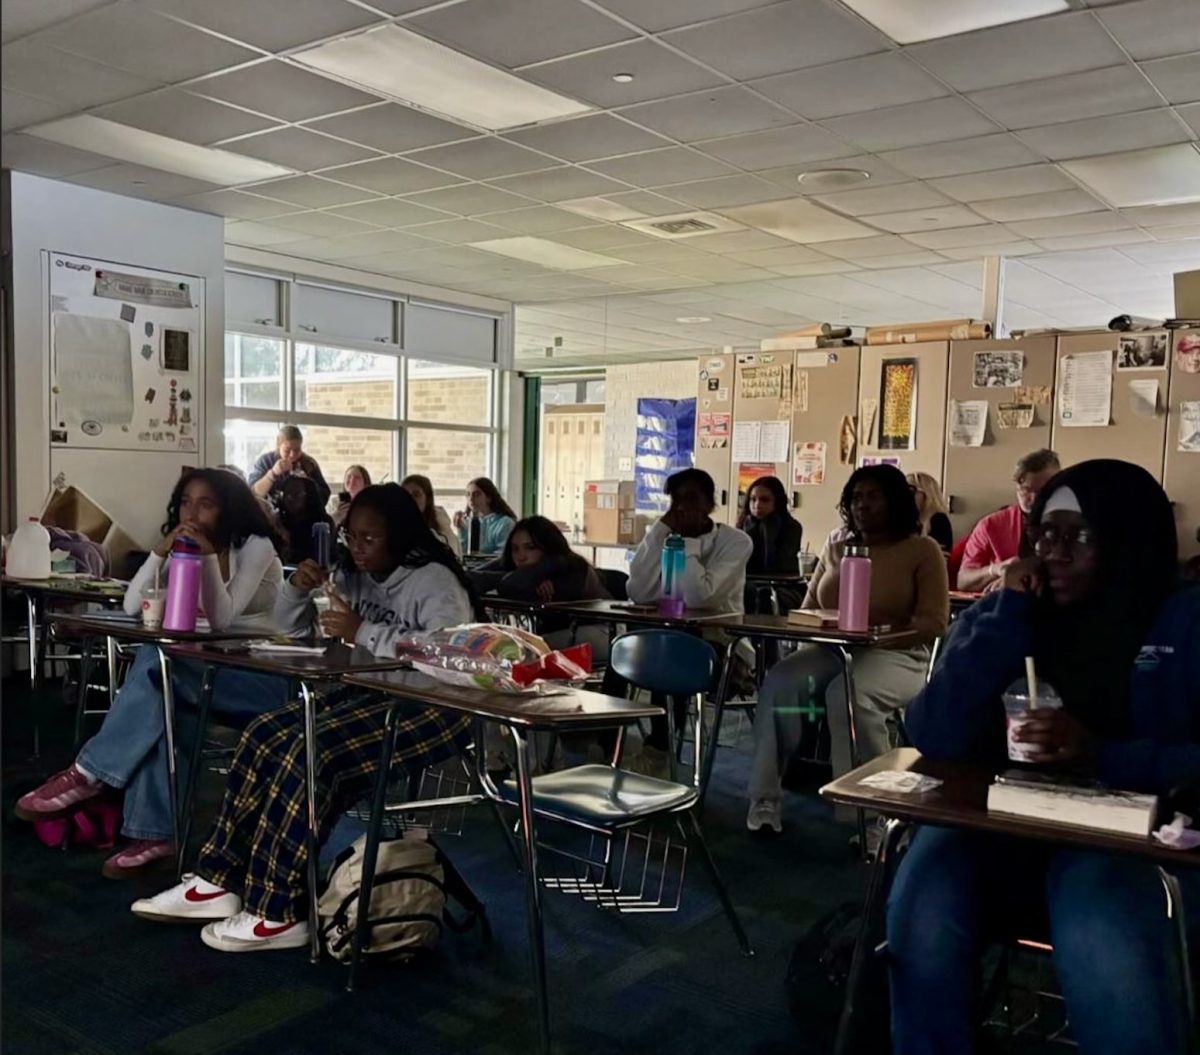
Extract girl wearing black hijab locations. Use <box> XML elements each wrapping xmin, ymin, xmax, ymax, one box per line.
<box><xmin>888</xmin><ymin>460</ymin><xmax>1199</xmax><ymax>1055</ymax></box>
<box><xmin>738</xmin><ymin>475</ymin><xmax>804</xmax><ymax>612</ymax></box>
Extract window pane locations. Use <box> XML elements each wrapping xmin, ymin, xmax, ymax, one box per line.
<box><xmin>295</xmin><ymin>343</ymin><xmax>396</xmax><ymax>416</ymax></box>
<box><xmin>406</xmin><ymin>428</ymin><xmax>490</xmax><ymax>499</ymax></box>
<box><xmin>225</xmin><ymin>333</ymin><xmax>283</xmax><ymax>408</ymax></box>
<box><xmin>223</xmin><ymin>418</ymin><xmax>281</xmax><ymax>478</ymax></box>
<box><xmin>241</xmin><ymin>381</ymin><xmax>283</xmax><ymax>409</ymax></box>
<box><xmin>407</xmin><ymin>360</ymin><xmax>492</xmax><ymax>426</ymax></box>
<box><xmin>301</xmin><ymin>425</ymin><xmax>394</xmax><ymax>492</ymax></box>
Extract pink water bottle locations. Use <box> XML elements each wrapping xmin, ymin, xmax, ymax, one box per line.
<box><xmin>837</xmin><ymin>544</ymin><xmax>871</xmax><ymax>633</ymax></box>
<box><xmin>162</xmin><ymin>537</ymin><xmax>203</xmax><ymax>632</ymax></box>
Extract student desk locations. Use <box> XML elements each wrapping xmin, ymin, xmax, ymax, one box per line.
<box><xmin>343</xmin><ymin>668</ymin><xmax>661</xmax><ymax>1055</ymax></box>
<box><xmin>821</xmin><ymin>748</ymin><xmax>1198</xmax><ymax>1055</ymax></box>
<box><xmin>166</xmin><ymin>640</ymin><xmax>409</xmax><ymax>962</ymax></box>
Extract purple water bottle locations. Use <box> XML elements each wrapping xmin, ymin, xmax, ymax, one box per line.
<box><xmin>837</xmin><ymin>543</ymin><xmax>871</xmax><ymax>633</ymax></box>
<box><xmin>163</xmin><ymin>537</ymin><xmax>203</xmax><ymax>632</ymax></box>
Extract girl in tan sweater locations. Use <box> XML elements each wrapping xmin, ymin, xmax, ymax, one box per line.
<box><xmin>746</xmin><ymin>464</ymin><xmax>949</xmax><ymax>835</ymax></box>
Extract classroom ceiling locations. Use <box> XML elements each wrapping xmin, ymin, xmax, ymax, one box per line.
<box><xmin>3</xmin><ymin>0</ymin><xmax>1199</xmax><ymax>365</ymax></box>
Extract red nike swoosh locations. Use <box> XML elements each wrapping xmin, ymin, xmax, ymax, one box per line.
<box><xmin>184</xmin><ymin>886</ymin><xmax>228</xmax><ymax>902</ymax></box>
<box><xmin>253</xmin><ymin>920</ymin><xmax>296</xmax><ymax>937</ymax></box>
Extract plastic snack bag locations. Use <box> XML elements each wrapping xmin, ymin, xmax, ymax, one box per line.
<box><xmin>395</xmin><ymin>623</ymin><xmax>591</xmax><ymax>693</ymax></box>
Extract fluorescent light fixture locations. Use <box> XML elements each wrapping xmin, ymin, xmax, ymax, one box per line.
<box><xmin>472</xmin><ymin>236</ymin><xmax>624</xmax><ymax>270</ymax></box>
<box><xmin>557</xmin><ymin>196</ymin><xmax>645</xmax><ymax>222</ymax></box>
<box><xmin>292</xmin><ymin>25</ymin><xmax>591</xmax><ymax>132</ymax></box>
<box><xmin>1062</xmin><ymin>144</ymin><xmax>1200</xmax><ymax>209</ymax></box>
<box><xmin>676</xmin><ymin>315</ymin><xmax>712</xmax><ymax>323</ymax></box>
<box><xmin>840</xmin><ymin>0</ymin><xmax>1068</xmax><ymax>44</ymax></box>
<box><xmin>24</xmin><ymin>115</ymin><xmax>293</xmax><ymax>185</ymax></box>
<box><xmin>720</xmin><ymin>198</ymin><xmax>878</xmax><ymax>243</ymax></box>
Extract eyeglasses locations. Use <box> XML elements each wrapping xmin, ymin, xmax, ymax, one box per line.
<box><xmin>341</xmin><ymin>529</ymin><xmax>384</xmax><ymax>547</ymax></box>
<box><xmin>1031</xmin><ymin>525</ymin><xmax>1096</xmax><ymax>557</ymax></box>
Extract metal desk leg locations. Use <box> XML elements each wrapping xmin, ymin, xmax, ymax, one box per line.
<box><xmin>834</xmin><ymin>817</ymin><xmax>907</xmax><ymax>1055</ymax></box>
<box><xmin>106</xmin><ymin>635</ymin><xmax>119</xmax><ymax>707</ymax></box>
<box><xmin>833</xmin><ymin>645</ymin><xmax>868</xmax><ymax>856</ymax></box>
<box><xmin>1158</xmin><ymin>867</ymin><xmax>1197</xmax><ymax>1050</ymax></box>
<box><xmin>158</xmin><ymin>647</ymin><xmax>181</xmax><ymax>866</ymax></box>
<box><xmin>72</xmin><ymin>634</ymin><xmax>97</xmax><ymax>749</ymax></box>
<box><xmin>698</xmin><ymin>633</ymin><xmax>745</xmax><ymax>808</ymax></box>
<box><xmin>178</xmin><ymin>665</ymin><xmax>217</xmax><ymax>877</ymax></box>
<box><xmin>512</xmin><ymin>726</ymin><xmax>551</xmax><ymax>1055</ymax></box>
<box><xmin>300</xmin><ymin>680</ymin><xmax>322</xmax><ymax>964</ymax></box>
<box><xmin>25</xmin><ymin>594</ymin><xmax>39</xmax><ymax>690</ymax></box>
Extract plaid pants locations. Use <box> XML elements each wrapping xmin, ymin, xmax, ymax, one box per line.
<box><xmin>196</xmin><ymin>690</ymin><xmax>471</xmax><ymax>921</ymax></box>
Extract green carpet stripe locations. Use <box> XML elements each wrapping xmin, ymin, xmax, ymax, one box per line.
<box><xmin>147</xmin><ymin>986</ymin><xmax>335</xmax><ymax>1055</ymax></box>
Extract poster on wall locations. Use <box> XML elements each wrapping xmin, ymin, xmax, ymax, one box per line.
<box><xmin>792</xmin><ymin>442</ymin><xmax>826</xmax><ymax>486</ymax></box>
<box><xmin>1179</xmin><ymin>401</ymin><xmax>1200</xmax><ymax>453</ymax></box>
<box><xmin>635</xmin><ymin>398</ymin><xmax>695</xmax><ymax>513</ymax></box>
<box><xmin>973</xmin><ymin>350</ymin><xmax>1024</xmax><ymax>388</ymax></box>
<box><xmin>1175</xmin><ymin>333</ymin><xmax>1200</xmax><ymax>374</ymax></box>
<box><xmin>48</xmin><ymin>253</ymin><xmax>204</xmax><ymax>454</ymax></box>
<box><xmin>948</xmin><ymin>400</ymin><xmax>988</xmax><ymax>447</ymax></box>
<box><xmin>697</xmin><ymin>411</ymin><xmax>731</xmax><ymax>449</ymax></box>
<box><xmin>737</xmin><ymin>462</ymin><xmax>776</xmax><ymax>495</ymax></box>
<box><xmin>1115</xmin><ymin>332</ymin><xmax>1167</xmax><ymax>370</ymax></box>
<box><xmin>1057</xmin><ymin>351</ymin><xmax>1111</xmax><ymax>427</ymax></box>
<box><xmin>878</xmin><ymin>358</ymin><xmax>917</xmax><ymax>450</ymax></box>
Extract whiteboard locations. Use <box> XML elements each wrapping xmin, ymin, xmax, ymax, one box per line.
<box><xmin>47</xmin><ymin>252</ymin><xmax>204</xmax><ymax>454</ymax></box>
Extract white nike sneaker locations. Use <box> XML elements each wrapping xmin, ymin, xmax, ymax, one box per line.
<box><xmin>200</xmin><ymin>911</ymin><xmax>310</xmax><ymax>953</ymax></box>
<box><xmin>131</xmin><ymin>874</ymin><xmax>242</xmax><ymax>923</ymax></box>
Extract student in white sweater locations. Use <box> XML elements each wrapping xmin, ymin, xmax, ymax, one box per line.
<box><xmin>17</xmin><ymin>469</ymin><xmax>288</xmax><ymax>878</ymax></box>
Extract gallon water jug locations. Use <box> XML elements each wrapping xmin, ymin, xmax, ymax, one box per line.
<box><xmin>7</xmin><ymin>517</ymin><xmax>52</xmax><ymax>579</ymax></box>
<box><xmin>163</xmin><ymin>537</ymin><xmax>204</xmax><ymax>632</ymax></box>
<box><xmin>659</xmin><ymin>533</ymin><xmax>687</xmax><ymax>618</ymax></box>
<box><xmin>837</xmin><ymin>544</ymin><xmax>872</xmax><ymax>633</ymax></box>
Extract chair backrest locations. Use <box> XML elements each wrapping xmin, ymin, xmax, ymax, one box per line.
<box><xmin>609</xmin><ymin>629</ymin><xmax>715</xmax><ymax>696</ymax></box>
<box><xmin>596</xmin><ymin>567</ymin><xmax>629</xmax><ymax>600</ymax></box>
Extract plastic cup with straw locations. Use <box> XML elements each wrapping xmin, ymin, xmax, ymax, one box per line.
<box><xmin>142</xmin><ymin>564</ymin><xmax>165</xmax><ymax>629</ymax></box>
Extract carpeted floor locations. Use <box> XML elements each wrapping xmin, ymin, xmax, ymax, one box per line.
<box><xmin>2</xmin><ymin>674</ymin><xmax>1068</xmax><ymax>1055</ymax></box>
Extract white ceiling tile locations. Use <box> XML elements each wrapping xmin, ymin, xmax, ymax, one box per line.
<box><xmin>905</xmin><ymin>11</ymin><xmax>1126</xmax><ymax>91</ymax></box>
<box><xmin>149</xmin><ymin>0</ymin><xmax>378</xmax><ymax>52</ymax></box>
<box><xmin>2</xmin><ymin>0</ymin><xmax>113</xmax><ymax>43</ymax></box>
<box><xmin>1016</xmin><ymin>109</ymin><xmax>1191</xmax><ymax>160</ymax></box>
<box><xmin>906</xmin><ymin>224</ymin><xmax>1026</xmax><ymax>249</ymax></box>
<box><xmin>1009</xmin><ymin>211</ymin><xmax>1134</xmax><ymax>237</ymax></box>
<box><xmin>192</xmin><ymin>61</ymin><xmax>383</xmax><ymax>122</ymax></box>
<box><xmin>224</xmin><ymin>219</ymin><xmax>307</xmax><ymax>246</ymax></box>
<box><xmin>404</xmin><ymin>183</ymin><xmax>531</xmax><ymax>216</ymax></box>
<box><xmin>686</xmin><ymin>229</ymin><xmax>792</xmax><ymax>252</ymax></box>
<box><xmin>1152</xmin><ymin>223</ymin><xmax>1200</xmax><ymax>240</ymax></box>
<box><xmin>654</xmin><ymin>174</ymin><xmax>790</xmax><ymax>209</ymax></box>
<box><xmin>621</xmin><ymin>87</ymin><xmax>794</xmax><ymax>143</ymax></box>
<box><xmin>39</xmin><ymin>6</ymin><xmax>259</xmax><ymax>82</ymax></box>
<box><xmin>588</xmin><ymin>146</ymin><xmax>736</xmax><ymax>186</ymax></box>
<box><xmin>864</xmin><ymin>204</ymin><xmax>987</xmax><ymax>233</ymax></box>
<box><xmin>1034</xmin><ymin>230</ymin><xmax>1155</xmax><ymax>250</ymax></box>
<box><xmin>327</xmin><ymin>197</ymin><xmax>452</xmax><ymax>227</ymax></box>
<box><xmin>937</xmin><ymin>241</ymin><xmax>1043</xmax><ymax>259</ymax></box>
<box><xmin>256</xmin><ymin>211</ymin><xmax>376</xmax><ymax>238</ymax></box>
<box><xmin>1180</xmin><ymin>103</ymin><xmax>1200</xmax><ymax>136</ymax></box>
<box><xmin>663</xmin><ymin>1</ymin><xmax>887</xmax><ymax>81</ymax></box>
<box><xmin>224</xmin><ymin>127</ymin><xmax>377</xmax><ymax>170</ymax></box>
<box><xmin>750</xmin><ymin>52</ymin><xmax>948</xmax><ymax>120</ymax></box>
<box><xmin>503</xmin><ymin>114</ymin><xmax>669</xmax><ymax>162</ymax></box>
<box><xmin>93</xmin><ymin>89</ymin><xmax>278</xmax><ymax>145</ymax></box>
<box><xmin>1061</xmin><ymin>143</ymin><xmax>1200</xmax><ymax>207</ymax></box>
<box><xmin>408</xmin><ymin>218</ymin><xmax>513</xmax><ymax>244</ymax></box>
<box><xmin>318</xmin><ymin>157</ymin><xmax>460</xmax><ymax>194</ymax></box>
<box><xmin>858</xmin><ymin>251</ymin><xmax>948</xmax><ymax>268</ymax></box>
<box><xmin>928</xmin><ymin>164</ymin><xmax>1075</xmax><ymax>202</ymax></box>
<box><xmin>880</xmin><ymin>134</ymin><xmax>1042</xmax><ymax>178</ymax></box>
<box><xmin>813</xmin><ymin>181</ymin><xmax>953</xmax><ymax>216</ymax></box>
<box><xmin>721</xmin><ymin>199</ymin><xmax>881</xmax><ymax>245</ymax></box>
<box><xmin>697</xmin><ymin>125</ymin><xmax>853</xmax><ymax>170</ymax></box>
<box><xmin>1096</xmin><ymin>0</ymin><xmax>1200</xmax><ymax>60</ymax></box>
<box><xmin>1140</xmin><ymin>54</ymin><xmax>1200</xmax><ymax>104</ymax></box>
<box><xmin>758</xmin><ymin>155</ymin><xmax>912</xmax><ymax>192</ymax></box>
<box><xmin>409</xmin><ymin>0</ymin><xmax>634</xmax><ymax>69</ymax></box>
<box><xmin>604</xmin><ymin>189</ymin><xmax>694</xmax><ymax>214</ymax></box>
<box><xmin>482</xmin><ymin>205</ymin><xmax>592</xmax><ymax>234</ymax></box>
<box><xmin>487</xmin><ymin>166</ymin><xmax>632</xmax><ymax>201</ymax></box>
<box><xmin>766</xmin><ymin>258</ymin><xmax>862</xmax><ymax>276</ymax></box>
<box><xmin>1120</xmin><ymin>201</ymin><xmax>1200</xmax><ymax>227</ymax></box>
<box><xmin>173</xmin><ymin>188</ymin><xmax>298</xmax><ymax>219</ymax></box>
<box><xmin>1</xmin><ymin>89</ymin><xmax>73</xmax><ymax>132</ymax></box>
<box><xmin>523</xmin><ymin>40</ymin><xmax>723</xmax><ymax>108</ymax></box>
<box><xmin>273</xmin><ymin>229</ymin><xmax>439</xmax><ymax>259</ymax></box>
<box><xmin>0</xmin><ymin>132</ymin><xmax>114</xmax><ymax>176</ymax></box>
<box><xmin>1</xmin><ymin>40</ymin><xmax>162</xmax><ymax>109</ymax></box>
<box><xmin>592</xmin><ymin>0</ymin><xmax>783</xmax><ymax>32</ymax></box>
<box><xmin>972</xmin><ymin>188</ymin><xmax>1107</xmax><ymax>221</ymax></box>
<box><xmin>245</xmin><ymin>174</ymin><xmax>380</xmax><ymax>207</ymax></box>
<box><xmin>820</xmin><ymin>97</ymin><xmax>998</xmax><ymax>152</ymax></box>
<box><xmin>968</xmin><ymin>65</ymin><xmax>1163</xmax><ymax>130</ymax></box>
<box><xmin>407</xmin><ymin>138</ymin><xmax>560</xmax><ymax>180</ymax></box>
<box><xmin>67</xmin><ymin>162</ymin><xmax>219</xmax><ymax>199</ymax></box>
<box><xmin>726</xmin><ymin>245</ymin><xmax>831</xmax><ymax>267</ymax></box>
<box><xmin>304</xmin><ymin>104</ymin><xmax>473</xmax><ymax>153</ymax></box>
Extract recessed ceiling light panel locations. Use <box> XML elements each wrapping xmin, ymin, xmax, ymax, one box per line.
<box><xmin>676</xmin><ymin>316</ymin><xmax>712</xmax><ymax>323</ymax></box>
<box><xmin>1062</xmin><ymin>144</ymin><xmax>1200</xmax><ymax>209</ymax></box>
<box><xmin>840</xmin><ymin>0</ymin><xmax>1068</xmax><ymax>44</ymax></box>
<box><xmin>472</xmin><ymin>236</ymin><xmax>623</xmax><ymax>270</ymax></box>
<box><xmin>797</xmin><ymin>169</ymin><xmax>872</xmax><ymax>191</ymax></box>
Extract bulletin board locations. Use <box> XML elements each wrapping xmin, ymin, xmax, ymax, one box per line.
<box><xmin>1163</xmin><ymin>328</ymin><xmax>1200</xmax><ymax>558</ymax></box>
<box><xmin>942</xmin><ymin>336</ymin><xmax>1057</xmax><ymax>539</ymax></box>
<box><xmin>1050</xmin><ymin>331</ymin><xmax>1167</xmax><ymax>482</ymax></box>
<box><xmin>730</xmin><ymin>351</ymin><xmax>794</xmax><ymax>520</ymax></box>
<box><xmin>47</xmin><ymin>252</ymin><xmax>204</xmax><ymax>454</ymax></box>
<box><xmin>695</xmin><ymin>352</ymin><xmax>736</xmax><ymax>521</ymax></box>
<box><xmin>857</xmin><ymin>341</ymin><xmax>950</xmax><ymax>483</ymax></box>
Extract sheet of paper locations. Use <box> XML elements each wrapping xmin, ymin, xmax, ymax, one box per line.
<box><xmin>792</xmin><ymin>441</ymin><xmax>826</xmax><ymax>486</ymax></box>
<box><xmin>731</xmin><ymin>420</ymin><xmax>762</xmax><ymax>462</ymax></box>
<box><xmin>777</xmin><ymin>364</ymin><xmax>794</xmax><ymax>419</ymax></box>
<box><xmin>996</xmin><ymin>402</ymin><xmax>1035</xmax><ymax>429</ymax></box>
<box><xmin>793</xmin><ymin>369</ymin><xmax>809</xmax><ymax>414</ymax></box>
<box><xmin>1016</xmin><ymin>385</ymin><xmax>1050</xmax><ymax>406</ymax></box>
<box><xmin>52</xmin><ymin>313</ymin><xmax>134</xmax><ymax>426</ymax></box>
<box><xmin>859</xmin><ymin>398</ymin><xmax>878</xmax><ymax>446</ymax></box>
<box><xmin>1179</xmin><ymin>401</ymin><xmax>1200</xmax><ymax>452</ymax></box>
<box><xmin>1058</xmin><ymin>350</ymin><xmax>1112</xmax><ymax>427</ymax></box>
<box><xmin>1116</xmin><ymin>332</ymin><xmax>1167</xmax><ymax>370</ymax></box>
<box><xmin>1128</xmin><ymin>378</ymin><xmax>1159</xmax><ymax>417</ymax></box>
<box><xmin>973</xmin><ymin>350</ymin><xmax>1024</xmax><ymax>388</ymax></box>
<box><xmin>948</xmin><ymin>399</ymin><xmax>988</xmax><ymax>447</ymax></box>
<box><xmin>739</xmin><ymin>363</ymin><xmax>783</xmax><ymax>400</ymax></box>
<box><xmin>759</xmin><ymin>420</ymin><xmax>791</xmax><ymax>463</ymax></box>
<box><xmin>839</xmin><ymin>414</ymin><xmax>856</xmax><ymax>465</ymax></box>
<box><xmin>794</xmin><ymin>350</ymin><xmax>830</xmax><ymax>368</ymax></box>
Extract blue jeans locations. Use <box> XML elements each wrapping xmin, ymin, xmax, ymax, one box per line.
<box><xmin>76</xmin><ymin>647</ymin><xmax>289</xmax><ymax>841</ymax></box>
<box><xmin>887</xmin><ymin>825</ymin><xmax>1198</xmax><ymax>1055</ymax></box>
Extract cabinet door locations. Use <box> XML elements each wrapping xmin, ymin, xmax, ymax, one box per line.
<box><xmin>541</xmin><ymin>414</ymin><xmax>559</xmax><ymax>522</ymax></box>
<box><xmin>1163</xmin><ymin>328</ymin><xmax>1200</xmax><ymax>559</ymax></box>
<box><xmin>694</xmin><ymin>353</ymin><xmax>736</xmax><ymax>522</ymax></box>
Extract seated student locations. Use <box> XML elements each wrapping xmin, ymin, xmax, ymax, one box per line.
<box><xmin>888</xmin><ymin>460</ymin><xmax>1199</xmax><ymax>1055</ymax></box>
<box><xmin>15</xmin><ymin>469</ymin><xmax>287</xmax><ymax>876</ymax></box>
<box><xmin>454</xmin><ymin>477</ymin><xmax>516</xmax><ymax>555</ymax></box>
<box><xmin>958</xmin><ymin>448</ymin><xmax>1060</xmax><ymax>593</ymax></box>
<box><xmin>129</xmin><ymin>483</ymin><xmax>476</xmax><ymax>952</ymax></box>
<box><xmin>401</xmin><ymin>473</ymin><xmax>461</xmax><ymax>558</ymax></box>
<box><xmin>907</xmin><ymin>471</ymin><xmax>953</xmax><ymax>552</ymax></box>
<box><xmin>247</xmin><ymin>425</ymin><xmax>331</xmax><ymax>507</ymax></box>
<box><xmin>746</xmin><ymin>464</ymin><xmax>948</xmax><ymax>834</ymax></box>
<box><xmin>469</xmin><ymin>515</ymin><xmax>611</xmax><ymax>657</ymax></box>
<box><xmin>738</xmin><ymin>475</ymin><xmax>804</xmax><ymax>613</ymax></box>
<box><xmin>276</xmin><ymin>475</ymin><xmax>334</xmax><ymax>566</ymax></box>
<box><xmin>331</xmin><ymin>464</ymin><xmax>371</xmax><ymax>529</ymax></box>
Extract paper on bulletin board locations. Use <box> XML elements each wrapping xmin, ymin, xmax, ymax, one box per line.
<box><xmin>948</xmin><ymin>399</ymin><xmax>988</xmax><ymax>447</ymax></box>
<box><xmin>737</xmin><ymin>462</ymin><xmax>776</xmax><ymax>493</ymax></box>
<box><xmin>879</xmin><ymin>358</ymin><xmax>917</xmax><ymax>450</ymax></box>
<box><xmin>739</xmin><ymin>363</ymin><xmax>783</xmax><ymax>400</ymax></box>
<box><xmin>1057</xmin><ymin>351</ymin><xmax>1111</xmax><ymax>427</ymax></box>
<box><xmin>793</xmin><ymin>442</ymin><xmax>827</xmax><ymax>486</ymax></box>
<box><xmin>794</xmin><ymin>350</ymin><xmax>831</xmax><ymax>369</ymax></box>
<box><xmin>996</xmin><ymin>403</ymin><xmax>1034</xmax><ymax>429</ymax></box>
<box><xmin>859</xmin><ymin>398</ymin><xmax>878</xmax><ymax>446</ymax></box>
<box><xmin>973</xmin><ymin>350</ymin><xmax>1024</xmax><ymax>388</ymax></box>
<box><xmin>698</xmin><ymin>411</ymin><xmax>731</xmax><ymax>449</ymax></box>
<box><xmin>1128</xmin><ymin>378</ymin><xmax>1159</xmax><ymax>417</ymax></box>
<box><xmin>1016</xmin><ymin>385</ymin><xmax>1050</xmax><ymax>406</ymax></box>
<box><xmin>1179</xmin><ymin>402</ymin><xmax>1200</xmax><ymax>452</ymax></box>
<box><xmin>731</xmin><ymin>421</ymin><xmax>761</xmax><ymax>462</ymax></box>
<box><xmin>52</xmin><ymin>314</ymin><xmax>134</xmax><ymax>427</ymax></box>
<box><xmin>793</xmin><ymin>369</ymin><xmax>809</xmax><ymax>414</ymax></box>
<box><xmin>777</xmin><ymin>363</ymin><xmax>794</xmax><ymax>419</ymax></box>
<box><xmin>839</xmin><ymin>414</ymin><xmax>857</xmax><ymax>465</ymax></box>
<box><xmin>759</xmin><ymin>420</ymin><xmax>791</xmax><ymax>463</ymax></box>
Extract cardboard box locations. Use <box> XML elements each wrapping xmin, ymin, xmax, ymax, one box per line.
<box><xmin>40</xmin><ymin>484</ymin><xmax>139</xmax><ymax>574</ymax></box>
<box><xmin>583</xmin><ymin>480</ymin><xmax>641</xmax><ymax>545</ymax></box>
<box><xmin>1176</xmin><ymin>269</ymin><xmax>1200</xmax><ymax>319</ymax></box>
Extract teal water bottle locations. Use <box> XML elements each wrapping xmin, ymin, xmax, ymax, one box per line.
<box><xmin>659</xmin><ymin>533</ymin><xmax>687</xmax><ymax>618</ymax></box>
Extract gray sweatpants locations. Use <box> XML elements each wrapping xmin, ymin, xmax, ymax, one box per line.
<box><xmin>747</xmin><ymin>642</ymin><xmax>931</xmax><ymax>801</ymax></box>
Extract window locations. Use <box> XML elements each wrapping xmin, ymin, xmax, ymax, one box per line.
<box><xmin>406</xmin><ymin>360</ymin><xmax>492</xmax><ymax>425</ymax></box>
<box><xmin>295</xmin><ymin>345</ymin><xmax>397</xmax><ymax>415</ymax></box>
<box><xmin>223</xmin><ymin>417</ymin><xmax>281</xmax><ymax>474</ymax></box>
<box><xmin>224</xmin><ymin>334</ymin><xmax>284</xmax><ymax>409</ymax></box>
<box><xmin>301</xmin><ymin>424</ymin><xmax>396</xmax><ymax>492</ymax></box>
<box><xmin>406</xmin><ymin>428</ymin><xmax>491</xmax><ymax>499</ymax></box>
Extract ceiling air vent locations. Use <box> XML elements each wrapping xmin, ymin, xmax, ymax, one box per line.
<box><xmin>620</xmin><ymin>211</ymin><xmax>747</xmax><ymax>239</ymax></box>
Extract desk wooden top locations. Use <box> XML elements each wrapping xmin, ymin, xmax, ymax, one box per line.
<box><xmin>821</xmin><ymin>748</ymin><xmax>1198</xmax><ymax>868</ymax></box>
<box><xmin>344</xmin><ymin>668</ymin><xmax>663</xmax><ymax>730</ymax></box>
<box><xmin>3</xmin><ymin>575</ymin><xmax>127</xmax><ymax>605</ymax></box>
<box><xmin>49</xmin><ymin>611</ymin><xmax>265</xmax><ymax>645</ymax></box>
<box><xmin>712</xmin><ymin>613</ymin><xmax>922</xmax><ymax>648</ymax></box>
<box><xmin>167</xmin><ymin>640</ymin><xmax>407</xmax><ymax>679</ymax></box>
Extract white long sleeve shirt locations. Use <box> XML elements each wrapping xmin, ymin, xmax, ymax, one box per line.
<box><xmin>626</xmin><ymin>520</ymin><xmax>753</xmax><ymax>615</ymax></box>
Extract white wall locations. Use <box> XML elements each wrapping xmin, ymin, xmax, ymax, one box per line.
<box><xmin>602</xmin><ymin>359</ymin><xmax>697</xmax><ymax>478</ymax></box>
<box><xmin>8</xmin><ymin>172</ymin><xmax>225</xmax><ymax>548</ymax></box>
